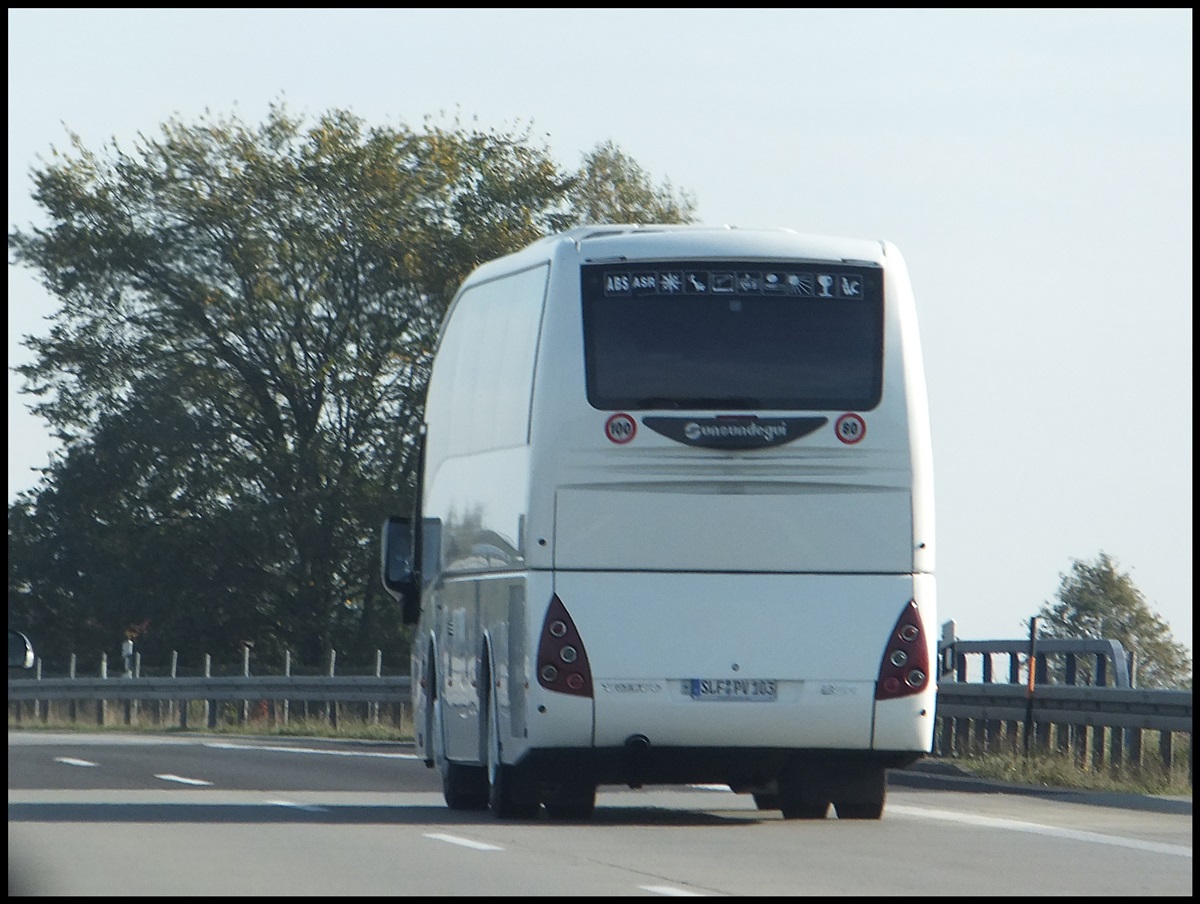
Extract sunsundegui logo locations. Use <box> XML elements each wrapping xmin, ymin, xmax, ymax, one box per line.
<box><xmin>683</xmin><ymin>420</ymin><xmax>789</xmax><ymax>443</ymax></box>
<box><xmin>644</xmin><ymin>416</ymin><xmax>827</xmax><ymax>450</ymax></box>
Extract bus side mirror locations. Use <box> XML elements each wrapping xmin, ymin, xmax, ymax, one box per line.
<box><xmin>381</xmin><ymin>516</ymin><xmax>420</xmax><ymax>625</ymax></box>
<box><xmin>9</xmin><ymin>630</ymin><xmax>34</xmax><ymax>669</ymax></box>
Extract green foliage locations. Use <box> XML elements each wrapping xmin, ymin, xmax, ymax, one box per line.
<box><xmin>8</xmin><ymin>102</ymin><xmax>696</xmax><ymax>673</ymax></box>
<box><xmin>566</xmin><ymin>140</ymin><xmax>697</xmax><ymax>225</ymax></box>
<box><xmin>1037</xmin><ymin>552</ymin><xmax>1192</xmax><ymax>689</ymax></box>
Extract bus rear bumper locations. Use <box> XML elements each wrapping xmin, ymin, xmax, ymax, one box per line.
<box><xmin>514</xmin><ymin>744</ymin><xmax>922</xmax><ymax>792</ymax></box>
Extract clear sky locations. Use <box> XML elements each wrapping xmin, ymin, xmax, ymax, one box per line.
<box><xmin>7</xmin><ymin>9</ymin><xmax>1193</xmax><ymax>652</ymax></box>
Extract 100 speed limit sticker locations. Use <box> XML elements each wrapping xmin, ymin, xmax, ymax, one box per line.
<box><xmin>604</xmin><ymin>413</ymin><xmax>637</xmax><ymax>444</ymax></box>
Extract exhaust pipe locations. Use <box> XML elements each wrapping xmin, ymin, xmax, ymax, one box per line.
<box><xmin>624</xmin><ymin>734</ymin><xmax>650</xmax><ymax>789</ymax></box>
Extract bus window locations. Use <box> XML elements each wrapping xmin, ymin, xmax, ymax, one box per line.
<box><xmin>581</xmin><ymin>261</ymin><xmax>883</xmax><ymax>412</ymax></box>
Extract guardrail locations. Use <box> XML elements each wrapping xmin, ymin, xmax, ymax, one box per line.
<box><xmin>936</xmin><ymin>683</ymin><xmax>1192</xmax><ymax>732</ymax></box>
<box><xmin>8</xmin><ymin>675</ymin><xmax>409</xmax><ymax>703</ymax></box>
<box><xmin>935</xmin><ymin>681</ymin><xmax>1191</xmax><ymax>774</ymax></box>
<box><xmin>8</xmin><ymin>674</ymin><xmax>412</xmax><ymax>731</ymax></box>
<box><xmin>933</xmin><ymin>629</ymin><xmax>1190</xmax><ymax>780</ymax></box>
<box><xmin>940</xmin><ymin>638</ymin><xmax>1133</xmax><ymax>688</ymax></box>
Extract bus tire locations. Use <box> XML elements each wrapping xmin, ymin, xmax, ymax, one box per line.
<box><xmin>777</xmin><ymin>767</ymin><xmax>831</xmax><ymax>820</ymax></box>
<box><xmin>442</xmin><ymin>761</ymin><xmax>489</xmax><ymax>811</ymax></box>
<box><xmin>486</xmin><ymin>683</ymin><xmax>539</xmax><ymax>819</ymax></box>
<box><xmin>752</xmin><ymin>793</ymin><xmax>780</xmax><ymax>811</ymax></box>
<box><xmin>420</xmin><ymin>644</ymin><xmax>436</xmax><ymax>768</ymax></box>
<box><xmin>780</xmin><ymin>796</ymin><xmax>830</xmax><ymax>819</ymax></box>
<box><xmin>543</xmin><ymin>781</ymin><xmax>596</xmax><ymax>820</ymax></box>
<box><xmin>831</xmin><ymin>767</ymin><xmax>886</xmax><ymax>820</ymax></box>
<box><xmin>435</xmin><ymin>698</ymin><xmax>487</xmax><ymax>810</ymax></box>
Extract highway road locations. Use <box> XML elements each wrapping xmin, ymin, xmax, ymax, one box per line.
<box><xmin>8</xmin><ymin>731</ymin><xmax>1191</xmax><ymax>896</ymax></box>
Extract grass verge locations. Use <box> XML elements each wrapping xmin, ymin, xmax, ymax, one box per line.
<box><xmin>9</xmin><ymin>701</ymin><xmax>412</xmax><ymax>743</ymax></box>
<box><xmin>944</xmin><ymin>747</ymin><xmax>1192</xmax><ymax>797</ymax></box>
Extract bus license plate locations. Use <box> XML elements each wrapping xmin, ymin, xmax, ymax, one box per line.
<box><xmin>688</xmin><ymin>678</ymin><xmax>777</xmax><ymax>701</ymax></box>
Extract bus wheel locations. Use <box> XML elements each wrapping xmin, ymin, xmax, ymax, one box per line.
<box><xmin>543</xmin><ymin>781</ymin><xmax>596</xmax><ymax>820</ymax></box>
<box><xmin>752</xmin><ymin>793</ymin><xmax>780</xmax><ymax>811</ymax></box>
<box><xmin>831</xmin><ymin>767</ymin><xmax>886</xmax><ymax>820</ymax></box>
<box><xmin>442</xmin><ymin>762</ymin><xmax>489</xmax><ymax>810</ymax></box>
<box><xmin>435</xmin><ymin>699</ymin><xmax>487</xmax><ymax>810</ymax></box>
<box><xmin>780</xmin><ymin>796</ymin><xmax>830</xmax><ymax>819</ymax></box>
<box><xmin>777</xmin><ymin>768</ymin><xmax>831</xmax><ymax>820</ymax></box>
<box><xmin>486</xmin><ymin>687</ymin><xmax>539</xmax><ymax>819</ymax></box>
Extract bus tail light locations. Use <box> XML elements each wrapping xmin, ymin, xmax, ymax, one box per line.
<box><xmin>875</xmin><ymin>600</ymin><xmax>931</xmax><ymax>700</ymax></box>
<box><xmin>536</xmin><ymin>595</ymin><xmax>593</xmax><ymax>698</ymax></box>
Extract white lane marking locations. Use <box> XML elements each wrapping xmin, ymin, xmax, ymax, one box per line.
<box><xmin>205</xmin><ymin>742</ymin><xmax>418</xmax><ymax>760</ymax></box>
<box><xmin>53</xmin><ymin>757</ymin><xmax>98</xmax><ymax>767</ymax></box>
<box><xmin>688</xmin><ymin>784</ymin><xmax>731</xmax><ymax>791</ymax></box>
<box><xmin>889</xmin><ymin>804</ymin><xmax>1192</xmax><ymax>858</ymax></box>
<box><xmin>423</xmin><ymin>833</ymin><xmax>504</xmax><ymax>851</ymax></box>
<box><xmin>640</xmin><ymin>886</ymin><xmax>708</xmax><ymax>896</ymax></box>
<box><xmin>154</xmin><ymin>774</ymin><xmax>214</xmax><ymax>786</ymax></box>
<box><xmin>265</xmin><ymin>799</ymin><xmax>328</xmax><ymax>812</ymax></box>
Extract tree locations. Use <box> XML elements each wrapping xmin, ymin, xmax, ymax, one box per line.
<box><xmin>567</xmin><ymin>140</ymin><xmax>697</xmax><ymax>225</ymax></box>
<box><xmin>8</xmin><ymin>103</ymin><xmax>696</xmax><ymax>671</ymax></box>
<box><xmin>1036</xmin><ymin>552</ymin><xmax>1192</xmax><ymax>689</ymax></box>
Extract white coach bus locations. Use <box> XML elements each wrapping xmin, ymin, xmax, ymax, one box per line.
<box><xmin>382</xmin><ymin>224</ymin><xmax>935</xmax><ymax>820</ymax></box>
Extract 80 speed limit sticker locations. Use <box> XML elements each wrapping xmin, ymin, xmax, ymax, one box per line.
<box><xmin>834</xmin><ymin>413</ymin><xmax>866</xmax><ymax>445</ymax></box>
